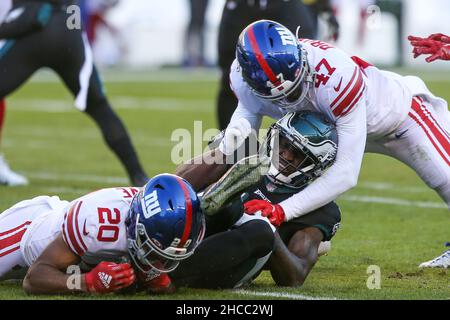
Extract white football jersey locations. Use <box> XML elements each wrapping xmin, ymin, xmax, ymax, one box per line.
<box><xmin>230</xmin><ymin>38</ymin><xmax>413</xmax><ymax>139</ymax></box>
<box><xmin>228</xmin><ymin>38</ymin><xmax>420</xmax><ymax>220</ymax></box>
<box><xmin>20</xmin><ymin>187</ymin><xmax>140</xmax><ymax>267</ymax></box>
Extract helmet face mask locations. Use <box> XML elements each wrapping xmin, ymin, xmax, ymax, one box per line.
<box><xmin>261</xmin><ymin>112</ymin><xmax>338</xmax><ymax>189</ymax></box>
<box><xmin>126</xmin><ymin>174</ymin><xmax>206</xmax><ymax>276</ymax></box>
<box><xmin>236</xmin><ymin>20</ymin><xmax>314</xmax><ymax>111</ymax></box>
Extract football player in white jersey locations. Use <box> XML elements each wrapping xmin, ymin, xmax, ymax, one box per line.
<box><xmin>215</xmin><ymin>20</ymin><xmax>450</xmax><ymax>268</ymax></box>
<box><xmin>0</xmin><ymin>174</ymin><xmax>206</xmax><ymax>294</ymax></box>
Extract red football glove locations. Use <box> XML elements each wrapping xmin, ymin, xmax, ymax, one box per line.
<box><xmin>84</xmin><ymin>262</ymin><xmax>136</xmax><ymax>294</ymax></box>
<box><xmin>408</xmin><ymin>34</ymin><xmax>450</xmax><ymax>62</ymax></box>
<box><xmin>244</xmin><ymin>199</ymin><xmax>286</xmax><ymax>227</ymax></box>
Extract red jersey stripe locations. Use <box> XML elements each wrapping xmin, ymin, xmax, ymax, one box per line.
<box><xmin>411</xmin><ymin>99</ymin><xmax>450</xmax><ymax>162</ymax></box>
<box><xmin>0</xmin><ymin>221</ymin><xmax>31</xmax><ymax>238</ymax></box>
<box><xmin>66</xmin><ymin>202</ymin><xmax>85</xmax><ymax>256</ymax></box>
<box><xmin>409</xmin><ymin>111</ymin><xmax>450</xmax><ymax>166</ymax></box>
<box><xmin>0</xmin><ymin>228</ymin><xmax>27</xmax><ymax>251</ymax></box>
<box><xmin>74</xmin><ymin>201</ymin><xmax>88</xmax><ymax>252</ymax></box>
<box><xmin>333</xmin><ymin>70</ymin><xmax>364</xmax><ymax>117</ymax></box>
<box><xmin>330</xmin><ymin>67</ymin><xmax>357</xmax><ymax>108</ymax></box>
<box><xmin>340</xmin><ymin>85</ymin><xmax>365</xmax><ymax>117</ymax></box>
<box><xmin>0</xmin><ymin>245</ymin><xmax>20</xmax><ymax>258</ymax></box>
<box><xmin>413</xmin><ymin>96</ymin><xmax>450</xmax><ymax>140</ymax></box>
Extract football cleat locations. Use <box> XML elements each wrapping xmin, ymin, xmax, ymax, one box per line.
<box><xmin>201</xmin><ymin>154</ymin><xmax>270</xmax><ymax>216</ymax></box>
<box><xmin>418</xmin><ymin>244</ymin><xmax>450</xmax><ymax>268</ymax></box>
<box><xmin>0</xmin><ymin>154</ymin><xmax>28</xmax><ymax>186</ymax></box>
<box><xmin>318</xmin><ymin>241</ymin><xmax>331</xmax><ymax>257</ymax></box>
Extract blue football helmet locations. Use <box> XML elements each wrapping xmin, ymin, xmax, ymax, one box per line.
<box><xmin>126</xmin><ymin>174</ymin><xmax>205</xmax><ymax>275</ymax></box>
<box><xmin>261</xmin><ymin>111</ymin><xmax>338</xmax><ymax>189</ymax></box>
<box><xmin>236</xmin><ymin>20</ymin><xmax>314</xmax><ymax>111</ymax></box>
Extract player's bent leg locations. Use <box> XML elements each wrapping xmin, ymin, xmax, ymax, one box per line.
<box><xmin>376</xmin><ymin>96</ymin><xmax>450</xmax><ymax>267</ymax></box>
<box><xmin>83</xmin><ymin>70</ymin><xmax>148</xmax><ymax>186</ymax></box>
<box><xmin>50</xmin><ymin>26</ymin><xmax>148</xmax><ymax>187</ymax></box>
<box><xmin>0</xmin><ymin>204</ymin><xmax>35</xmax><ymax>278</ymax></box>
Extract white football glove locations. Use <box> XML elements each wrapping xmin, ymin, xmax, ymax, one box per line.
<box><xmin>219</xmin><ymin>118</ymin><xmax>252</xmax><ymax>156</ymax></box>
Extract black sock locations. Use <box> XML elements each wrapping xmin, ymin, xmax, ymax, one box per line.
<box><xmin>85</xmin><ymin>100</ymin><xmax>148</xmax><ymax>186</ymax></box>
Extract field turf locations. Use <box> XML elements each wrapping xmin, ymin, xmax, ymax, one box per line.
<box><xmin>0</xmin><ymin>68</ymin><xmax>449</xmax><ymax>300</ymax></box>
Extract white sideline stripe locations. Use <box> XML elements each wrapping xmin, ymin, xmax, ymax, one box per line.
<box><xmin>341</xmin><ymin>195</ymin><xmax>447</xmax><ymax>209</ymax></box>
<box><xmin>9</xmin><ymin>97</ymin><xmax>212</xmax><ymax>113</ymax></box>
<box><xmin>234</xmin><ymin>289</ymin><xmax>338</xmax><ymax>300</ymax></box>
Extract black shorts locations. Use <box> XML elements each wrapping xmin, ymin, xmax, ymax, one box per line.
<box><xmin>278</xmin><ymin>201</ymin><xmax>341</xmax><ymax>244</ymax></box>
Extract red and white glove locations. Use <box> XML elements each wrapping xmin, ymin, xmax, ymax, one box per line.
<box><xmin>408</xmin><ymin>33</ymin><xmax>450</xmax><ymax>62</ymax></box>
<box><xmin>244</xmin><ymin>199</ymin><xmax>286</xmax><ymax>227</ymax></box>
<box><xmin>84</xmin><ymin>262</ymin><xmax>136</xmax><ymax>294</ymax></box>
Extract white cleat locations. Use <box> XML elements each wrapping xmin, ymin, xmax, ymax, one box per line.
<box><xmin>318</xmin><ymin>241</ymin><xmax>332</xmax><ymax>257</ymax></box>
<box><xmin>419</xmin><ymin>248</ymin><xmax>450</xmax><ymax>269</ymax></box>
<box><xmin>0</xmin><ymin>154</ymin><xmax>29</xmax><ymax>186</ymax></box>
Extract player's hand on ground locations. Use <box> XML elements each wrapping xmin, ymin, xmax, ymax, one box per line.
<box><xmin>408</xmin><ymin>34</ymin><xmax>450</xmax><ymax>62</ymax></box>
<box><xmin>84</xmin><ymin>261</ymin><xmax>136</xmax><ymax>294</ymax></box>
<box><xmin>136</xmin><ymin>268</ymin><xmax>176</xmax><ymax>295</ymax></box>
<box><xmin>244</xmin><ymin>199</ymin><xmax>286</xmax><ymax>227</ymax></box>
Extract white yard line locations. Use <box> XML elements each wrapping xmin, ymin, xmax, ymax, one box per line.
<box><xmin>340</xmin><ymin>195</ymin><xmax>447</xmax><ymax>209</ymax></box>
<box><xmin>234</xmin><ymin>289</ymin><xmax>338</xmax><ymax>300</ymax></box>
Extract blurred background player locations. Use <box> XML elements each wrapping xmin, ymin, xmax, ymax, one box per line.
<box><xmin>216</xmin><ymin>0</ymin><xmax>337</xmax><ymax>130</ymax></box>
<box><xmin>0</xmin><ymin>0</ymin><xmax>148</xmax><ymax>186</ymax></box>
<box><xmin>183</xmin><ymin>0</ymin><xmax>209</xmax><ymax>67</ymax></box>
<box><xmin>408</xmin><ymin>33</ymin><xmax>450</xmax><ymax>63</ymax></box>
<box><xmin>0</xmin><ymin>0</ymin><xmax>27</xmax><ymax>185</ymax></box>
<box><xmin>304</xmin><ymin>0</ymin><xmax>339</xmax><ymax>41</ymax></box>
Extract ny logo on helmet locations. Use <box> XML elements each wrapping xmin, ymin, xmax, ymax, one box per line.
<box><xmin>275</xmin><ymin>27</ymin><xmax>296</xmax><ymax>46</ymax></box>
<box><xmin>142</xmin><ymin>190</ymin><xmax>161</xmax><ymax>219</ymax></box>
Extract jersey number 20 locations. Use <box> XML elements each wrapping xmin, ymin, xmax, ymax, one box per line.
<box><xmin>97</xmin><ymin>207</ymin><xmax>120</xmax><ymax>242</ymax></box>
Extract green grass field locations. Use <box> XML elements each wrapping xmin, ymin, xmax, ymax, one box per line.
<box><xmin>0</xmin><ymin>68</ymin><xmax>449</xmax><ymax>300</ymax></box>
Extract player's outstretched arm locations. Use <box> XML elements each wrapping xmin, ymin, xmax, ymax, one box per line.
<box><xmin>408</xmin><ymin>33</ymin><xmax>450</xmax><ymax>62</ymax></box>
<box><xmin>175</xmin><ymin>148</ymin><xmax>230</xmax><ymax>191</ymax></box>
<box><xmin>23</xmin><ymin>234</ymin><xmax>135</xmax><ymax>295</ymax></box>
<box><xmin>23</xmin><ymin>234</ymin><xmax>83</xmax><ymax>294</ymax></box>
<box><xmin>268</xmin><ymin>228</ymin><xmax>322</xmax><ymax>287</ymax></box>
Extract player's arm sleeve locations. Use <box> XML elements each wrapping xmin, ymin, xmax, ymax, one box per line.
<box><xmin>228</xmin><ymin>101</ymin><xmax>263</xmax><ymax>130</ymax></box>
<box><xmin>279</xmin><ymin>70</ymin><xmax>367</xmax><ymax>220</ymax></box>
<box><xmin>61</xmin><ymin>201</ymin><xmax>93</xmax><ymax>257</ymax></box>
